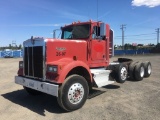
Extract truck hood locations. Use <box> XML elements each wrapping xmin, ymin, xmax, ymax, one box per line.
<box><xmin>46</xmin><ymin>38</ymin><xmax>87</xmax><ymax>64</ymax></box>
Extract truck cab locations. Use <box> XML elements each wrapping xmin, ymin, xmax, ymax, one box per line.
<box><xmin>59</xmin><ymin>20</ymin><xmax>113</xmax><ymax>67</ymax></box>
<box><xmin>15</xmin><ymin>20</ymin><xmax>151</xmax><ymax>111</ymax></box>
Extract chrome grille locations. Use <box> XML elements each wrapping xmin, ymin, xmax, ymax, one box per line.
<box><xmin>24</xmin><ymin>46</ymin><xmax>43</xmax><ymax>78</ymax></box>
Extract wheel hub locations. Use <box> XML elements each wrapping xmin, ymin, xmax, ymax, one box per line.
<box><xmin>120</xmin><ymin>67</ymin><xmax>127</xmax><ymax>80</ymax></box>
<box><xmin>148</xmin><ymin>64</ymin><xmax>151</xmax><ymax>74</ymax></box>
<box><xmin>68</xmin><ymin>83</ymin><xmax>84</xmax><ymax>104</ymax></box>
<box><xmin>140</xmin><ymin>66</ymin><xmax>145</xmax><ymax>77</ymax></box>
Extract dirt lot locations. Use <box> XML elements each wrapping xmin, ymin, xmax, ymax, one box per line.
<box><xmin>0</xmin><ymin>54</ymin><xmax>160</xmax><ymax>120</ymax></box>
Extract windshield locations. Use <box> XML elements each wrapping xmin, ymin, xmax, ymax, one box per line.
<box><xmin>61</xmin><ymin>24</ymin><xmax>90</xmax><ymax>39</ymax></box>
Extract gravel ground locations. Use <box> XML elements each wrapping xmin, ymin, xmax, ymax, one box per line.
<box><xmin>0</xmin><ymin>54</ymin><xmax>160</xmax><ymax>120</ymax></box>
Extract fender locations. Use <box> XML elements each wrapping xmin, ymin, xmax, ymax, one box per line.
<box><xmin>55</xmin><ymin>58</ymin><xmax>92</xmax><ymax>83</ymax></box>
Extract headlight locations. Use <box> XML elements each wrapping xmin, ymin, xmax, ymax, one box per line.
<box><xmin>19</xmin><ymin>61</ymin><xmax>23</xmax><ymax>68</ymax></box>
<box><xmin>47</xmin><ymin>65</ymin><xmax>58</xmax><ymax>73</ymax></box>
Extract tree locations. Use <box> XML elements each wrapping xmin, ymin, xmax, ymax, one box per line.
<box><xmin>18</xmin><ymin>44</ymin><xmax>22</xmax><ymax>49</ymax></box>
<box><xmin>9</xmin><ymin>44</ymin><xmax>12</xmax><ymax>49</ymax></box>
<box><xmin>156</xmin><ymin>43</ymin><xmax>160</xmax><ymax>48</ymax></box>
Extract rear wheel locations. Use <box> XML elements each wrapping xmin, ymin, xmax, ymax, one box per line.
<box><xmin>144</xmin><ymin>61</ymin><xmax>152</xmax><ymax>77</ymax></box>
<box><xmin>134</xmin><ymin>62</ymin><xmax>145</xmax><ymax>81</ymax></box>
<box><xmin>23</xmin><ymin>86</ymin><xmax>42</xmax><ymax>95</ymax></box>
<box><xmin>128</xmin><ymin>61</ymin><xmax>138</xmax><ymax>80</ymax></box>
<box><xmin>57</xmin><ymin>75</ymin><xmax>89</xmax><ymax>111</ymax></box>
<box><xmin>115</xmin><ymin>63</ymin><xmax>128</xmax><ymax>83</ymax></box>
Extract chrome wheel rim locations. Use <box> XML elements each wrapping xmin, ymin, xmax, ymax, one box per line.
<box><xmin>121</xmin><ymin>67</ymin><xmax>127</xmax><ymax>80</ymax></box>
<box><xmin>68</xmin><ymin>83</ymin><xmax>84</xmax><ymax>104</ymax></box>
<box><xmin>148</xmin><ymin>64</ymin><xmax>151</xmax><ymax>74</ymax></box>
<box><xmin>140</xmin><ymin>66</ymin><xmax>145</xmax><ymax>77</ymax></box>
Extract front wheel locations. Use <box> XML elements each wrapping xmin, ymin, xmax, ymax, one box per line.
<box><xmin>57</xmin><ymin>75</ymin><xmax>89</xmax><ymax>111</ymax></box>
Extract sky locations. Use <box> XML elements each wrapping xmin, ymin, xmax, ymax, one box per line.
<box><xmin>0</xmin><ymin>0</ymin><xmax>160</xmax><ymax>46</ymax></box>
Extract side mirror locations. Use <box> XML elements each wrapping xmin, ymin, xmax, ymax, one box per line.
<box><xmin>100</xmin><ymin>23</ymin><xmax>106</xmax><ymax>37</ymax></box>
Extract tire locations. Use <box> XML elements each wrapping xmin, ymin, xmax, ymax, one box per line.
<box><xmin>144</xmin><ymin>61</ymin><xmax>152</xmax><ymax>77</ymax></box>
<box><xmin>128</xmin><ymin>61</ymin><xmax>138</xmax><ymax>79</ymax></box>
<box><xmin>57</xmin><ymin>74</ymin><xmax>89</xmax><ymax>111</ymax></box>
<box><xmin>23</xmin><ymin>86</ymin><xmax>42</xmax><ymax>95</ymax></box>
<box><xmin>134</xmin><ymin>62</ymin><xmax>145</xmax><ymax>81</ymax></box>
<box><xmin>115</xmin><ymin>63</ymin><xmax>128</xmax><ymax>83</ymax></box>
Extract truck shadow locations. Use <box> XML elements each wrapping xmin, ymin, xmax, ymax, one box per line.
<box><xmin>2</xmin><ymin>85</ymin><xmax>120</xmax><ymax>115</ymax></box>
<box><xmin>127</xmin><ymin>78</ymin><xmax>141</xmax><ymax>82</ymax></box>
<box><xmin>1</xmin><ymin>89</ymin><xmax>66</xmax><ymax>116</ymax></box>
<box><xmin>103</xmin><ymin>84</ymin><xmax>120</xmax><ymax>89</ymax></box>
<box><xmin>88</xmin><ymin>85</ymin><xmax>120</xmax><ymax>99</ymax></box>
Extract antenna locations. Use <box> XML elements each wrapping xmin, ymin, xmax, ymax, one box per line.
<box><xmin>87</xmin><ymin>0</ymin><xmax>90</xmax><ymax>20</ymax></box>
<box><xmin>96</xmin><ymin>0</ymin><xmax>99</xmax><ymax>37</ymax></box>
<box><xmin>97</xmin><ymin>0</ymin><xmax>99</xmax><ymax>21</ymax></box>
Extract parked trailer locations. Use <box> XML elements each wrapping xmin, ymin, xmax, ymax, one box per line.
<box><xmin>15</xmin><ymin>20</ymin><xmax>152</xmax><ymax>111</ymax></box>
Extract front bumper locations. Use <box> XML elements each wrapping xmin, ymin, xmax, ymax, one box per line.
<box><xmin>15</xmin><ymin>76</ymin><xmax>59</xmax><ymax>97</ymax></box>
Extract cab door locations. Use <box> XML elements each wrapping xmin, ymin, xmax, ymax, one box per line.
<box><xmin>91</xmin><ymin>26</ymin><xmax>106</xmax><ymax>61</ymax></box>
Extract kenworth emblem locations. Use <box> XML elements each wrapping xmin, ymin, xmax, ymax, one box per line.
<box><xmin>56</xmin><ymin>47</ymin><xmax>66</xmax><ymax>51</ymax></box>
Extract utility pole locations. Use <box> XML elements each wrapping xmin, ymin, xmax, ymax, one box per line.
<box><xmin>120</xmin><ymin>24</ymin><xmax>126</xmax><ymax>50</ymax></box>
<box><xmin>12</xmin><ymin>40</ymin><xmax>16</xmax><ymax>50</ymax></box>
<box><xmin>155</xmin><ymin>28</ymin><xmax>160</xmax><ymax>44</ymax></box>
<box><xmin>12</xmin><ymin>40</ymin><xmax>16</xmax><ymax>46</ymax></box>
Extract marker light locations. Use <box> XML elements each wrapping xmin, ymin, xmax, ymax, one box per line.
<box><xmin>19</xmin><ymin>61</ymin><xmax>23</xmax><ymax>68</ymax></box>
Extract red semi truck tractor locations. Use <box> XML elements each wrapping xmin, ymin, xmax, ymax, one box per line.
<box><xmin>15</xmin><ymin>20</ymin><xmax>152</xmax><ymax>111</ymax></box>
